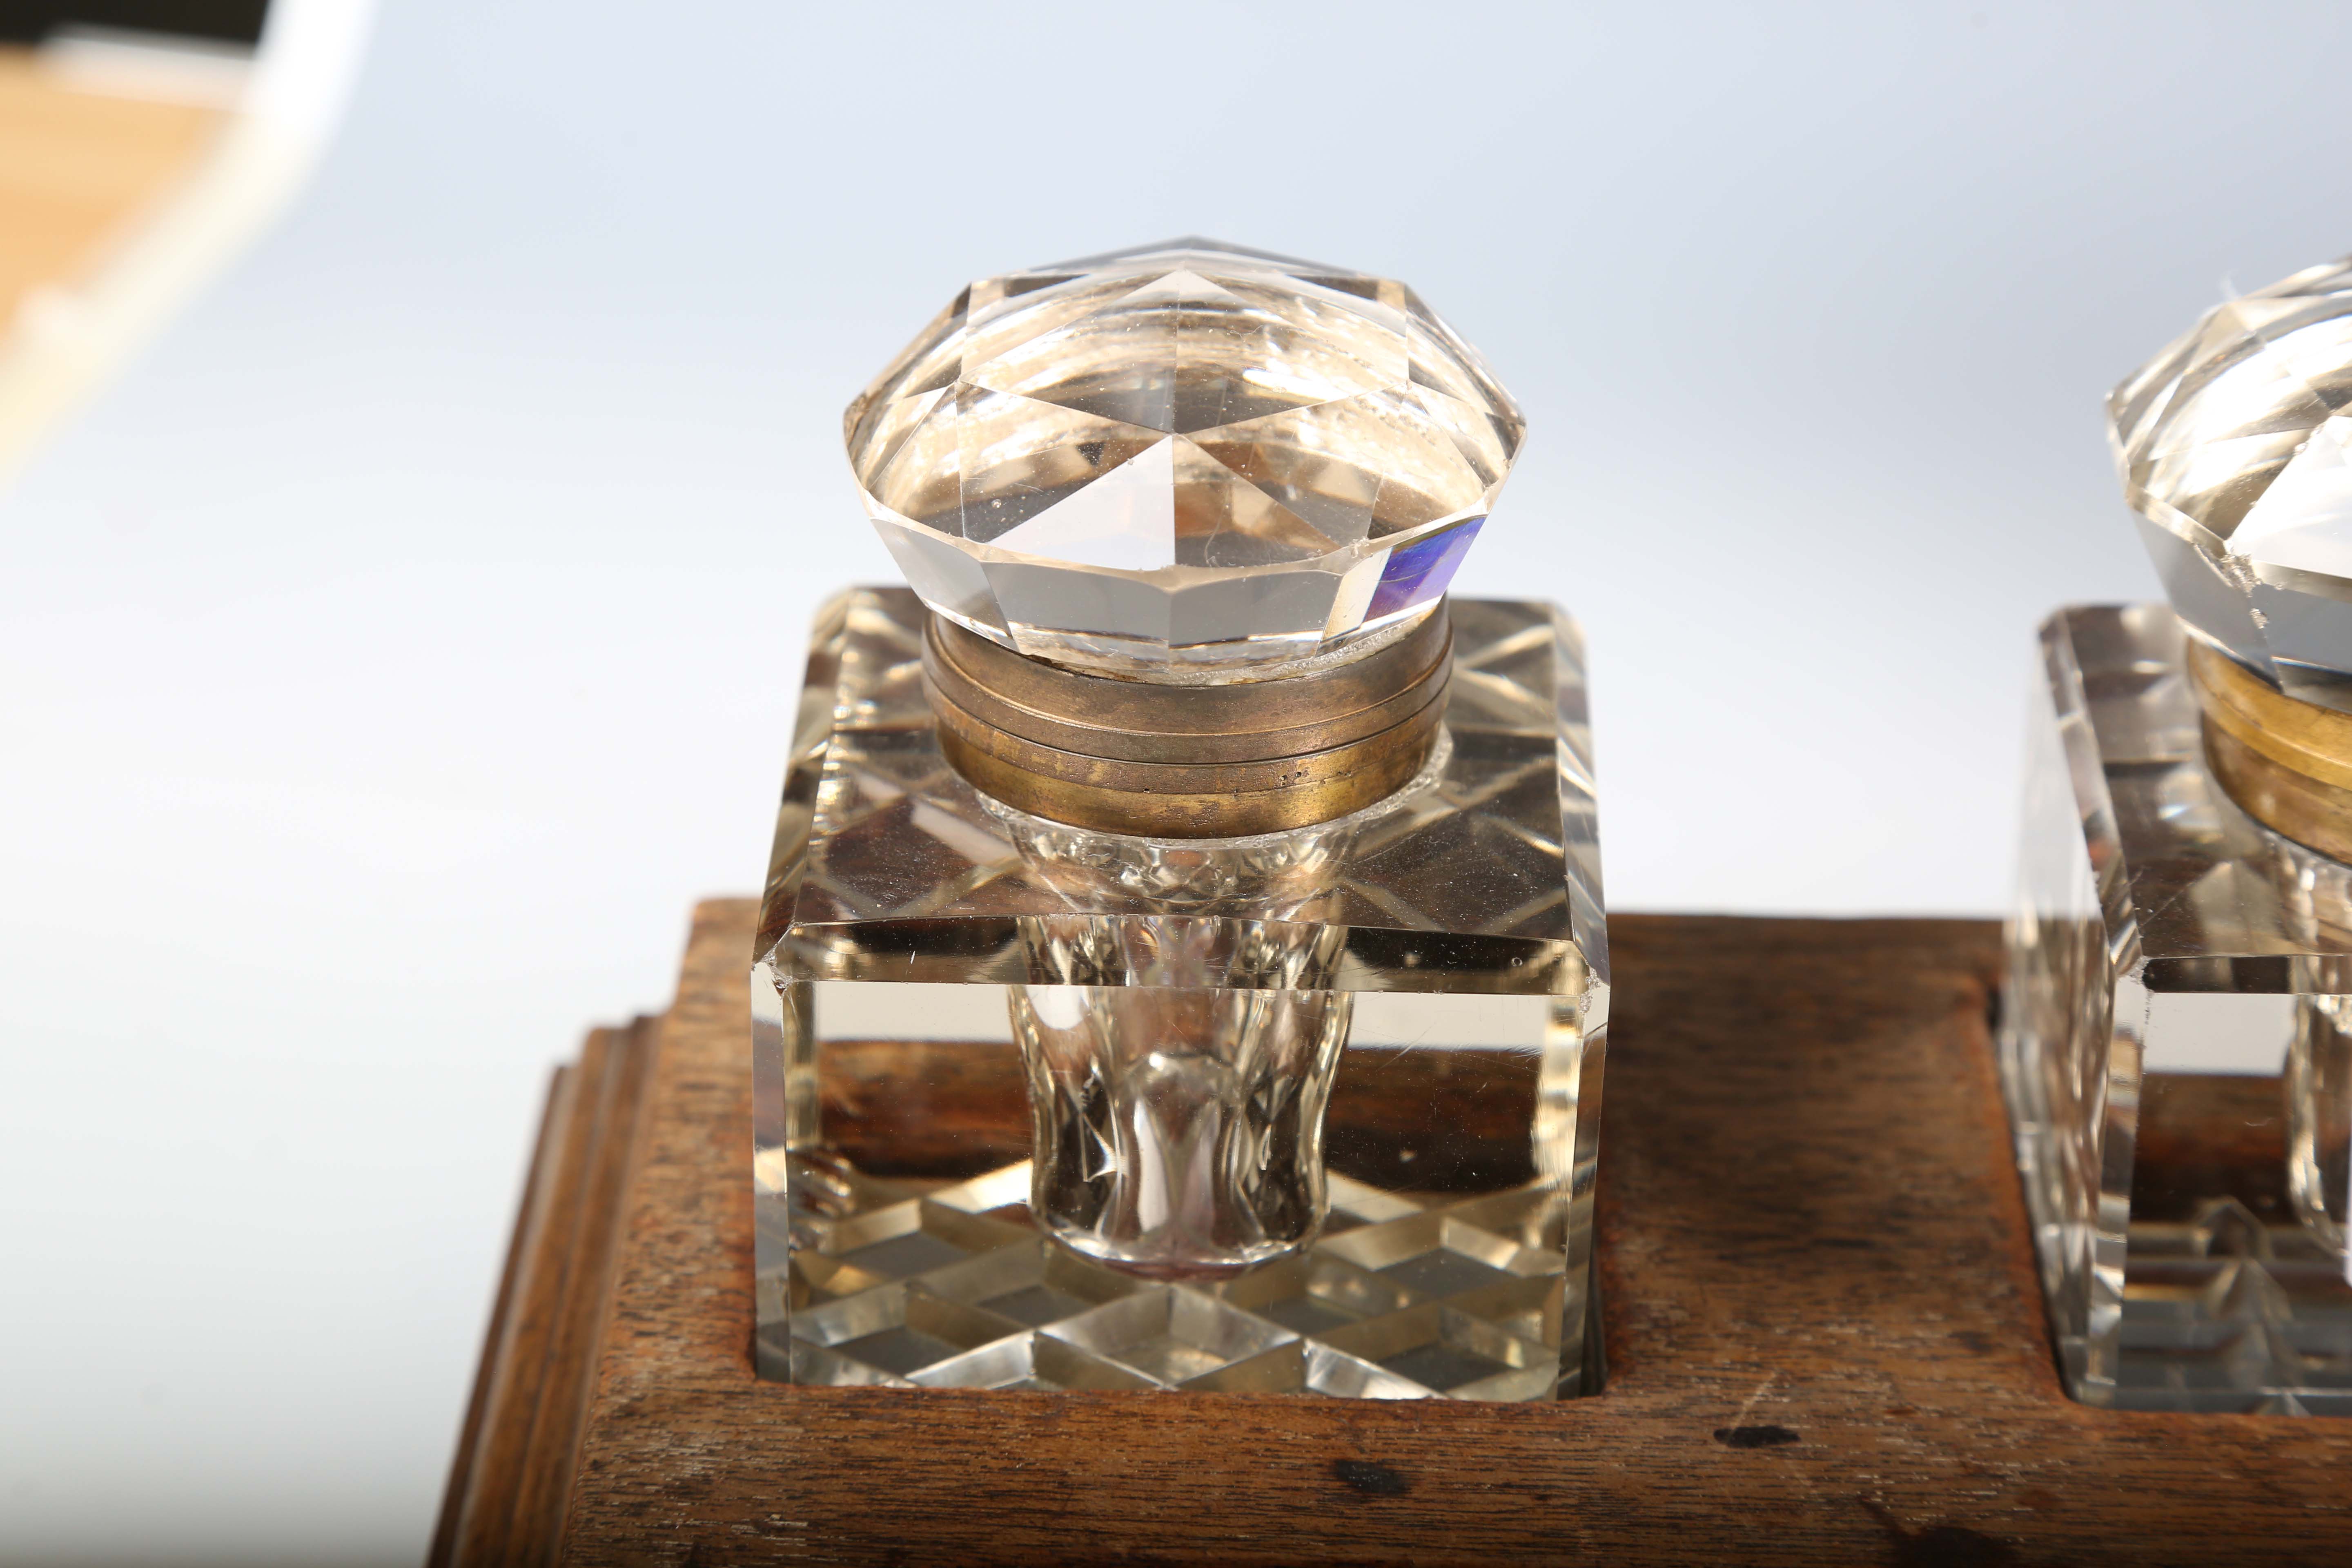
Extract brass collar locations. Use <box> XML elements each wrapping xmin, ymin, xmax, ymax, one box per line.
<box><xmin>923</xmin><ymin>608</ymin><xmax>1452</xmax><ymax>838</ymax></box>
<box><xmin>2189</xmin><ymin>636</ymin><xmax>2352</xmax><ymax>862</ymax></box>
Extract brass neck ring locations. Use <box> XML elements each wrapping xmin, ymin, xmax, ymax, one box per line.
<box><xmin>923</xmin><ymin>606</ymin><xmax>1452</xmax><ymax>838</ymax></box>
<box><xmin>2189</xmin><ymin>636</ymin><xmax>2352</xmax><ymax>862</ymax></box>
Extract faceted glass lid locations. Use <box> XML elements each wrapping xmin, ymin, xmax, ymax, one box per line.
<box><xmin>2113</xmin><ymin>257</ymin><xmax>2352</xmax><ymax>708</ymax></box>
<box><xmin>844</xmin><ymin>238</ymin><xmax>1524</xmax><ymax>679</ymax></box>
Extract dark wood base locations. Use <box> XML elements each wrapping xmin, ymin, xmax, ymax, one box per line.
<box><xmin>433</xmin><ymin>903</ymin><xmax>2352</xmax><ymax>1566</ymax></box>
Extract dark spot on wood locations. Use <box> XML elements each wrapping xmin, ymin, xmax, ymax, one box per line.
<box><xmin>1896</xmin><ymin>1526</ymin><xmax>2020</xmax><ymax>1568</ymax></box>
<box><xmin>1714</xmin><ymin>1424</ymin><xmax>1800</xmax><ymax>1449</ymax></box>
<box><xmin>1333</xmin><ymin>1459</ymin><xmax>1410</xmax><ymax>1496</ymax></box>
<box><xmin>1864</xmin><ymin>1499</ymin><xmax>2022</xmax><ymax>1567</ymax></box>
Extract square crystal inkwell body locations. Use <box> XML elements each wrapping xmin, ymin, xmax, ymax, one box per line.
<box><xmin>751</xmin><ymin>586</ymin><xmax>1607</xmax><ymax>1399</ymax></box>
<box><xmin>2002</xmin><ymin>257</ymin><xmax>2352</xmax><ymax>1414</ymax></box>
<box><xmin>2004</xmin><ymin>605</ymin><xmax>2352</xmax><ymax>1413</ymax></box>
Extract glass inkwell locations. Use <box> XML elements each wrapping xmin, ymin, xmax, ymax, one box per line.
<box><xmin>750</xmin><ymin>241</ymin><xmax>1609</xmax><ymax>1399</ymax></box>
<box><xmin>2005</xmin><ymin>256</ymin><xmax>2352</xmax><ymax>1413</ymax></box>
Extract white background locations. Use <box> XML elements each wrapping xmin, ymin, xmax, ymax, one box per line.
<box><xmin>6</xmin><ymin>2</ymin><xmax>2352</xmax><ymax>1561</ymax></box>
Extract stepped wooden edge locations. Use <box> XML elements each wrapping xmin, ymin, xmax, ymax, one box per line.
<box><xmin>430</xmin><ymin>1016</ymin><xmax>663</xmax><ymax>1568</ymax></box>
<box><xmin>432</xmin><ymin>901</ymin><xmax>2352</xmax><ymax>1566</ymax></box>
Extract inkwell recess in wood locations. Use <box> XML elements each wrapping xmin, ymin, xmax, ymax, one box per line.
<box><xmin>753</xmin><ymin>241</ymin><xmax>1609</xmax><ymax>1398</ymax></box>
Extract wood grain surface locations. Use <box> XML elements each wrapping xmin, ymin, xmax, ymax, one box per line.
<box><xmin>442</xmin><ymin>901</ymin><xmax>2352</xmax><ymax>1565</ymax></box>
<box><xmin>432</xmin><ymin>1017</ymin><xmax>661</xmax><ymax>1568</ymax></box>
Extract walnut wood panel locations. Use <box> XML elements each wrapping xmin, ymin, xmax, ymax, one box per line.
<box><xmin>441</xmin><ymin>903</ymin><xmax>2352</xmax><ymax>1564</ymax></box>
<box><xmin>431</xmin><ymin>1016</ymin><xmax>660</xmax><ymax>1568</ymax></box>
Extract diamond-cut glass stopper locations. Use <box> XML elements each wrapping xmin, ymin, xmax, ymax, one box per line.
<box><xmin>2113</xmin><ymin>256</ymin><xmax>2352</xmax><ymax>709</ymax></box>
<box><xmin>845</xmin><ymin>238</ymin><xmax>1524</xmax><ymax>679</ymax></box>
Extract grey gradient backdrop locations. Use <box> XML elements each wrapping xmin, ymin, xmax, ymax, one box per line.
<box><xmin>4</xmin><ymin>1</ymin><xmax>2348</xmax><ymax>1561</ymax></box>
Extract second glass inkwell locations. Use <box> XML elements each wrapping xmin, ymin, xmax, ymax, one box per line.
<box><xmin>2006</xmin><ymin>256</ymin><xmax>2352</xmax><ymax>1413</ymax></box>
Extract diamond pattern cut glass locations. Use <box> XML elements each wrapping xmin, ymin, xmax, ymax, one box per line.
<box><xmin>845</xmin><ymin>239</ymin><xmax>1524</xmax><ymax>677</ymax></box>
<box><xmin>2115</xmin><ymin>257</ymin><xmax>2352</xmax><ymax>713</ymax></box>
<box><xmin>752</xmin><ymin>587</ymin><xmax>1607</xmax><ymax>1398</ymax></box>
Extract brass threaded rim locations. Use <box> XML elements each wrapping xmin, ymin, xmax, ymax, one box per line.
<box><xmin>934</xmin><ymin>716</ymin><xmax>1441</xmax><ymax>837</ymax></box>
<box><xmin>921</xmin><ymin>607</ymin><xmax>1452</xmax><ymax>837</ymax></box>
<box><xmin>924</xmin><ymin>609</ymin><xmax>1451</xmax><ymax>763</ymax></box>
<box><xmin>2188</xmin><ymin>637</ymin><xmax>2352</xmax><ymax>861</ymax></box>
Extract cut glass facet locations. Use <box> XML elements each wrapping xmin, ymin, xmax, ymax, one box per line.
<box><xmin>2114</xmin><ymin>257</ymin><xmax>2352</xmax><ymax>712</ymax></box>
<box><xmin>2002</xmin><ymin>605</ymin><xmax>2352</xmax><ymax>1412</ymax></box>
<box><xmin>753</xmin><ymin>586</ymin><xmax>1606</xmax><ymax>1398</ymax></box>
<box><xmin>844</xmin><ymin>240</ymin><xmax>1524</xmax><ymax>677</ymax></box>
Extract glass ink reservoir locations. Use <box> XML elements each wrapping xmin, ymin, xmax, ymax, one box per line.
<box><xmin>2006</xmin><ymin>257</ymin><xmax>2352</xmax><ymax>1413</ymax></box>
<box><xmin>753</xmin><ymin>241</ymin><xmax>1608</xmax><ymax>1399</ymax></box>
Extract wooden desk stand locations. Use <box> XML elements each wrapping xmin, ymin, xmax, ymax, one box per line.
<box><xmin>432</xmin><ymin>902</ymin><xmax>2352</xmax><ymax>1565</ymax></box>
